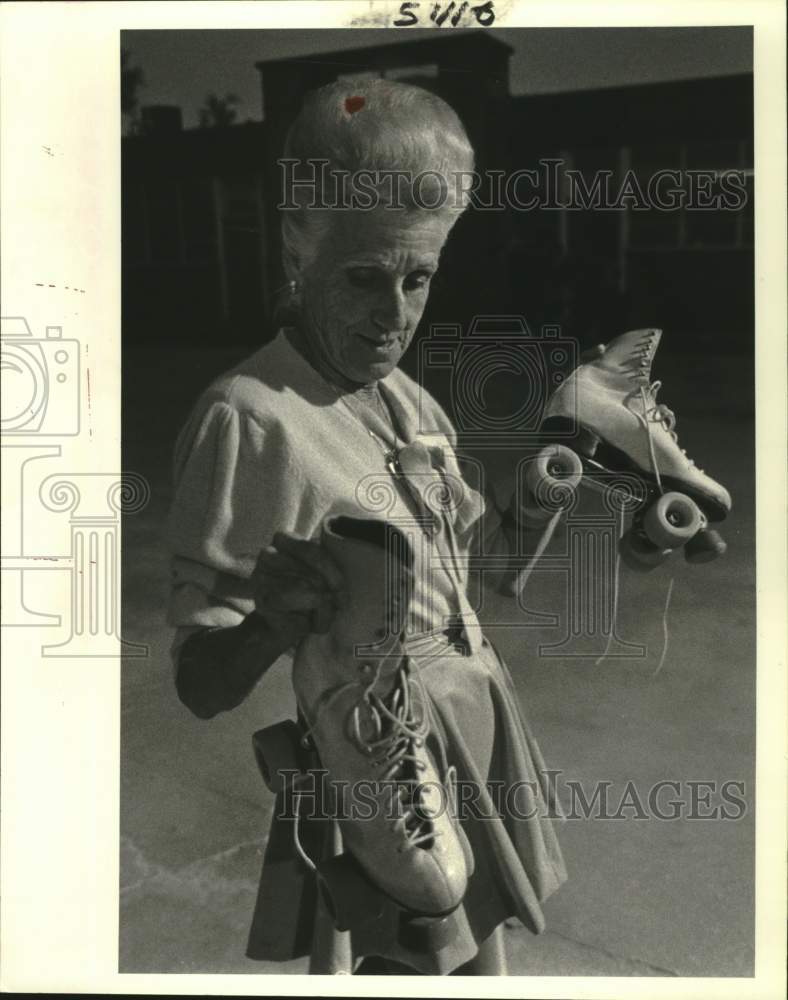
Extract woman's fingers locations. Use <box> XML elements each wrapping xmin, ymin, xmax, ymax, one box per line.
<box><xmin>253</xmin><ymin>545</ymin><xmax>326</xmax><ymax>590</ymax></box>
<box><xmin>258</xmin><ymin>577</ymin><xmax>328</xmax><ymax>614</ymax></box>
<box><xmin>252</xmin><ymin>534</ymin><xmax>347</xmax><ymax>638</ymax></box>
<box><xmin>261</xmin><ymin>607</ymin><xmax>313</xmax><ymax>647</ymax></box>
<box><xmin>255</xmin><ymin>583</ymin><xmax>336</xmax><ymax>640</ymax></box>
<box><xmin>310</xmin><ymin>593</ymin><xmax>335</xmax><ymax>634</ymax></box>
<box><xmin>271</xmin><ymin>532</ymin><xmax>347</xmax><ymax>594</ymax></box>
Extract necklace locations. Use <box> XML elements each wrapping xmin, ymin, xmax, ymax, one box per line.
<box><xmin>338</xmin><ymin>385</ymin><xmax>443</xmax><ymax>541</ymax></box>
<box><xmin>285</xmin><ymin>325</ymin><xmax>404</xmax><ymax>471</ymax></box>
<box><xmin>338</xmin><ymin>384</ymin><xmax>404</xmax><ymax>478</ymax></box>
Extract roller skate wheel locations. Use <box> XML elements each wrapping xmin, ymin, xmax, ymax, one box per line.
<box><xmin>685</xmin><ymin>526</ymin><xmax>727</xmax><ymax>564</ymax></box>
<box><xmin>251</xmin><ymin>720</ymin><xmax>304</xmax><ymax>793</ymax></box>
<box><xmin>526</xmin><ymin>445</ymin><xmax>583</xmax><ymax>506</ymax></box>
<box><xmin>643</xmin><ymin>492</ymin><xmax>703</xmax><ymax>549</ymax></box>
<box><xmin>398</xmin><ymin>910</ymin><xmax>459</xmax><ymax>953</ymax></box>
<box><xmin>619</xmin><ymin>529</ymin><xmax>670</xmax><ymax>572</ymax></box>
<box><xmin>317</xmin><ymin>853</ymin><xmax>385</xmax><ymax>932</ymax></box>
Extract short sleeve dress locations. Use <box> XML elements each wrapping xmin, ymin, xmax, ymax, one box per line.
<box><xmin>166</xmin><ymin>329</ymin><xmax>568</xmax><ymax>974</ymax></box>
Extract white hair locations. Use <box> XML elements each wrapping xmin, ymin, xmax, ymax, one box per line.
<box><xmin>279</xmin><ymin>77</ymin><xmax>476</xmax><ymax>283</ymax></box>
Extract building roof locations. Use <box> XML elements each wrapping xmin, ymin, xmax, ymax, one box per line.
<box><xmin>254</xmin><ymin>31</ymin><xmax>514</xmax><ymax>74</ymax></box>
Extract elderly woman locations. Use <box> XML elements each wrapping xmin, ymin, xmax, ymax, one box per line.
<box><xmin>167</xmin><ymin>78</ymin><xmax>567</xmax><ymax>976</ymax></box>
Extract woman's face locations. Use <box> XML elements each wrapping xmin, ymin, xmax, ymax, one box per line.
<box><xmin>299</xmin><ymin>207</ymin><xmax>455</xmax><ymax>386</ymax></box>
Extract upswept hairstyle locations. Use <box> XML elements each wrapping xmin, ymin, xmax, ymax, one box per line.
<box><xmin>279</xmin><ymin>77</ymin><xmax>476</xmax><ymax>282</ymax></box>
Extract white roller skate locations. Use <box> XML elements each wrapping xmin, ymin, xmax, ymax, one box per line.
<box><xmin>522</xmin><ymin>328</ymin><xmax>732</xmax><ymax>571</ymax></box>
<box><xmin>255</xmin><ymin>512</ymin><xmax>472</xmax><ymax>951</ymax></box>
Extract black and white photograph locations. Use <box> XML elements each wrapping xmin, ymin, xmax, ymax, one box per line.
<box><xmin>120</xmin><ymin>20</ymin><xmax>758</xmax><ymax>978</ymax></box>
<box><xmin>1</xmin><ymin>1</ymin><xmax>786</xmax><ymax>995</ymax></box>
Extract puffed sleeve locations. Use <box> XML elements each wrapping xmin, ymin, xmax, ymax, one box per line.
<box><xmin>165</xmin><ymin>398</ymin><xmax>311</xmax><ymax>630</ymax></box>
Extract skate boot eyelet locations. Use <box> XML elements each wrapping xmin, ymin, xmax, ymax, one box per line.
<box><xmin>542</xmin><ymin>328</ymin><xmax>731</xmax><ymax>567</ymax></box>
<box><xmin>300</xmin><ymin>514</ymin><xmax>471</xmax><ymax>921</ymax></box>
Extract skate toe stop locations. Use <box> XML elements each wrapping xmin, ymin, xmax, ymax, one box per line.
<box><xmin>685</xmin><ymin>527</ymin><xmax>727</xmax><ymax>563</ymax></box>
<box><xmin>398</xmin><ymin>911</ymin><xmax>459</xmax><ymax>952</ymax></box>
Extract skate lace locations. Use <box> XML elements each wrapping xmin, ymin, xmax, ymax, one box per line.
<box><xmin>626</xmin><ymin>380</ymin><xmax>703</xmax><ymax>492</ymax></box>
<box><xmin>593</xmin><ymin>504</ymin><xmax>676</xmax><ymax>677</ymax></box>
<box><xmin>512</xmin><ymin>508</ymin><xmax>564</xmax><ymax>596</ymax></box>
<box><xmin>297</xmin><ymin>659</ymin><xmax>451</xmax><ymax>857</ymax></box>
<box><xmin>525</xmin><ymin>331</ymin><xmax>677</xmax><ymax>672</ymax></box>
<box><xmin>623</xmin><ymin>331</ymin><xmax>703</xmax><ymax>485</ymax></box>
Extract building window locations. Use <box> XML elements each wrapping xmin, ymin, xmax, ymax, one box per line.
<box><xmin>628</xmin><ymin>143</ymin><xmax>683</xmax><ymax>249</ymax></box>
<box><xmin>146</xmin><ymin>179</ymin><xmax>181</xmax><ymax>264</ymax></box>
<box><xmin>180</xmin><ymin>177</ymin><xmax>216</xmax><ymax>264</ymax></box>
<box><xmin>683</xmin><ymin>140</ymin><xmax>741</xmax><ymax>247</ymax></box>
<box><xmin>627</xmin><ymin>140</ymin><xmax>753</xmax><ymax>252</ymax></box>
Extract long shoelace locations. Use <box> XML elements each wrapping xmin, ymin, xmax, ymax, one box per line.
<box><xmin>616</xmin><ymin>357</ymin><xmax>678</xmax><ymax>670</ymax></box>
<box><xmin>524</xmin><ymin>336</ymin><xmax>677</xmax><ymax>673</ymax></box>
<box><xmin>291</xmin><ymin>658</ymin><xmax>456</xmax><ymax>872</ymax></box>
<box><xmin>512</xmin><ymin>508</ymin><xmax>564</xmax><ymax>595</ymax></box>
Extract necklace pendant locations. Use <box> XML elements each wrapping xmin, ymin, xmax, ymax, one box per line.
<box><xmin>385</xmin><ymin>451</ymin><xmax>401</xmax><ymax>477</ymax></box>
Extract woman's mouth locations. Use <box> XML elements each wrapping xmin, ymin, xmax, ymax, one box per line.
<box><xmin>357</xmin><ymin>332</ymin><xmax>400</xmax><ymax>353</ymax></box>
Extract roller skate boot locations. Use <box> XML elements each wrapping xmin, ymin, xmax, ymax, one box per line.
<box><xmin>525</xmin><ymin>328</ymin><xmax>732</xmax><ymax>570</ymax></box>
<box><xmin>284</xmin><ymin>513</ymin><xmax>472</xmax><ymax>949</ymax></box>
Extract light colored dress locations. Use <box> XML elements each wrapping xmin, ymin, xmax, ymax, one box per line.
<box><xmin>166</xmin><ymin>328</ymin><xmax>567</xmax><ymax>974</ymax></box>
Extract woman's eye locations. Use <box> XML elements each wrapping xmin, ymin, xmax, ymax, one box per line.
<box><xmin>345</xmin><ymin>267</ymin><xmax>433</xmax><ymax>292</ymax></box>
<box><xmin>346</xmin><ymin>267</ymin><xmax>379</xmax><ymax>288</ymax></box>
<box><xmin>404</xmin><ymin>270</ymin><xmax>433</xmax><ymax>292</ymax></box>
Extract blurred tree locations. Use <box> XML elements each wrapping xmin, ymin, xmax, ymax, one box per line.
<box><xmin>121</xmin><ymin>49</ymin><xmax>145</xmax><ymax>136</ymax></box>
<box><xmin>198</xmin><ymin>93</ymin><xmax>240</xmax><ymax>128</ymax></box>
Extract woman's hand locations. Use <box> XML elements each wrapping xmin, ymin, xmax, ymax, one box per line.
<box><xmin>176</xmin><ymin>533</ymin><xmax>347</xmax><ymax>720</ymax></box>
<box><xmin>250</xmin><ymin>531</ymin><xmax>348</xmax><ymax>649</ymax></box>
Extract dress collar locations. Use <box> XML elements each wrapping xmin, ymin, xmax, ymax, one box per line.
<box><xmin>271</xmin><ymin>326</ymin><xmax>417</xmax><ymax>443</ymax></box>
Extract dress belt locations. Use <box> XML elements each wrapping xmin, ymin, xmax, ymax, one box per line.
<box><xmin>403</xmin><ymin>621</ymin><xmax>475</xmax><ymax>658</ymax></box>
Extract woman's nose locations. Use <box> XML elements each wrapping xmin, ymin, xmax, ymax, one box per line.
<box><xmin>372</xmin><ymin>286</ymin><xmax>407</xmax><ymax>332</ymax></box>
